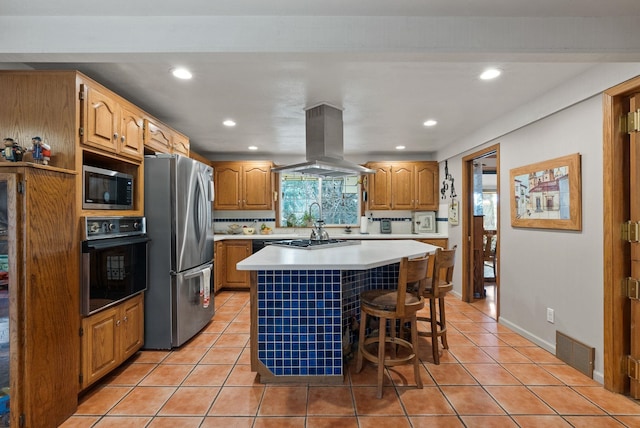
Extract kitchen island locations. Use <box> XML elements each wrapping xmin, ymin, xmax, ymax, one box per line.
<box><xmin>236</xmin><ymin>239</ymin><xmax>439</xmax><ymax>384</ymax></box>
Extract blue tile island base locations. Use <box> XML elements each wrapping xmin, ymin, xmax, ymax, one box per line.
<box><xmin>239</xmin><ymin>239</ymin><xmax>440</xmax><ymax>384</ymax></box>
<box><xmin>250</xmin><ymin>263</ymin><xmax>410</xmax><ymax>383</ymax></box>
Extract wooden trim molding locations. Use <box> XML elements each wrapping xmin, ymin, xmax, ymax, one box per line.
<box><xmin>602</xmin><ymin>76</ymin><xmax>639</xmax><ymax>393</ymax></box>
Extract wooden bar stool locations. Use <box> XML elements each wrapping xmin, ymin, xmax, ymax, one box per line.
<box><xmin>355</xmin><ymin>256</ymin><xmax>429</xmax><ymax>398</ymax></box>
<box><xmin>417</xmin><ymin>246</ymin><xmax>457</xmax><ymax>364</ymax></box>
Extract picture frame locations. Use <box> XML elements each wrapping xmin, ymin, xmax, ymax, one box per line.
<box><xmin>510</xmin><ymin>153</ymin><xmax>582</xmax><ymax>231</ymax></box>
<box><xmin>414</xmin><ymin>211</ymin><xmax>437</xmax><ymax>233</ymax></box>
<box><xmin>448</xmin><ymin>199</ymin><xmax>459</xmax><ymax>225</ymax></box>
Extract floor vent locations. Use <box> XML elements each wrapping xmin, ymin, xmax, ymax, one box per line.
<box><xmin>556</xmin><ymin>331</ymin><xmax>595</xmax><ymax>378</ymax></box>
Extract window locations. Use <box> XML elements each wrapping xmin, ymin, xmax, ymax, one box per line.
<box><xmin>279</xmin><ymin>174</ymin><xmax>360</xmax><ymax>227</ymax></box>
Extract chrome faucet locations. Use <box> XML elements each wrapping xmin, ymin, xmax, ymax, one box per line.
<box><xmin>308</xmin><ymin>202</ymin><xmax>330</xmax><ymax>241</ymax></box>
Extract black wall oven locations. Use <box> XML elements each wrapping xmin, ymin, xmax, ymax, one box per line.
<box><xmin>82</xmin><ymin>216</ymin><xmax>149</xmax><ymax>316</ymax></box>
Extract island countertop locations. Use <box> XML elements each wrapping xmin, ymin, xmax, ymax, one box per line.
<box><xmin>236</xmin><ymin>239</ymin><xmax>439</xmax><ymax>271</ymax></box>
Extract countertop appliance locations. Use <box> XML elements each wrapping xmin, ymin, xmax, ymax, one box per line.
<box><xmin>81</xmin><ymin>216</ymin><xmax>149</xmax><ymax>316</ymax></box>
<box><xmin>380</xmin><ymin>219</ymin><xmax>392</xmax><ymax>234</ymax></box>
<box><xmin>82</xmin><ymin>165</ymin><xmax>134</xmax><ymax>210</ymax></box>
<box><xmin>268</xmin><ymin>239</ymin><xmax>360</xmax><ymax>249</ymax></box>
<box><xmin>143</xmin><ymin>154</ymin><xmax>215</xmax><ymax>349</ymax></box>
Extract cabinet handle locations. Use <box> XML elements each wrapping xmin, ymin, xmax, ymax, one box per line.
<box><xmin>123</xmin><ymin>316</ymin><xmax>128</xmax><ymax>323</ymax></box>
<box><xmin>116</xmin><ymin>319</ymin><xmax>121</xmax><ymax>326</ymax></box>
<box><xmin>113</xmin><ymin>133</ymin><xmax>119</xmax><ymax>140</ymax></box>
<box><xmin>121</xmin><ymin>135</ymin><xmax>126</xmax><ymax>143</ymax></box>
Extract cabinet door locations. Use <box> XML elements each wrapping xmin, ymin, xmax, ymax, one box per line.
<box><xmin>366</xmin><ymin>163</ymin><xmax>392</xmax><ymax>210</ymax></box>
<box><xmin>418</xmin><ymin>238</ymin><xmax>448</xmax><ymax>248</ymax></box>
<box><xmin>214</xmin><ymin>163</ymin><xmax>242</xmax><ymax>210</ymax></box>
<box><xmin>83</xmin><ymin>84</ymin><xmax>119</xmax><ymax>153</ymax></box>
<box><xmin>391</xmin><ymin>163</ymin><xmax>415</xmax><ymax>210</ymax></box>
<box><xmin>121</xmin><ymin>294</ymin><xmax>144</xmax><ymax>360</ymax></box>
<box><xmin>223</xmin><ymin>240</ymin><xmax>251</xmax><ymax>288</ymax></box>
<box><xmin>172</xmin><ymin>131</ymin><xmax>190</xmax><ymax>156</ymax></box>
<box><xmin>415</xmin><ymin>162</ymin><xmax>439</xmax><ymax>210</ymax></box>
<box><xmin>144</xmin><ymin>119</ymin><xmax>172</xmax><ymax>154</ymax></box>
<box><xmin>214</xmin><ymin>242</ymin><xmax>223</xmax><ymax>293</ymax></box>
<box><xmin>119</xmin><ymin>105</ymin><xmax>144</xmax><ymax>160</ymax></box>
<box><xmin>243</xmin><ymin>163</ymin><xmax>272</xmax><ymax>210</ymax></box>
<box><xmin>81</xmin><ymin>307</ymin><xmax>120</xmax><ymax>389</ymax></box>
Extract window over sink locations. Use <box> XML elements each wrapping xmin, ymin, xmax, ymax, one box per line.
<box><xmin>278</xmin><ymin>173</ymin><xmax>361</xmax><ymax>227</ymax></box>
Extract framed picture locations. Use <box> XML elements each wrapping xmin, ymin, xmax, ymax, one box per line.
<box><xmin>510</xmin><ymin>153</ymin><xmax>582</xmax><ymax>231</ymax></box>
<box><xmin>414</xmin><ymin>211</ymin><xmax>437</xmax><ymax>233</ymax></box>
<box><xmin>448</xmin><ymin>199</ymin><xmax>459</xmax><ymax>225</ymax></box>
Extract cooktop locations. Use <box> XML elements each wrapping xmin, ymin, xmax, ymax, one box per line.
<box><xmin>267</xmin><ymin>239</ymin><xmax>361</xmax><ymax>250</ymax></box>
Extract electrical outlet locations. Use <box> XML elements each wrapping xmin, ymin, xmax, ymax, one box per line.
<box><xmin>547</xmin><ymin>308</ymin><xmax>555</xmax><ymax>323</ymax></box>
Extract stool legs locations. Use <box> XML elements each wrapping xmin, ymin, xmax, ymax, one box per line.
<box><xmin>376</xmin><ymin>317</ymin><xmax>387</xmax><ymax>399</ymax></box>
<box><xmin>429</xmin><ymin>297</ymin><xmax>440</xmax><ymax>364</ymax></box>
<box><xmin>355</xmin><ymin>311</ymin><xmax>367</xmax><ymax>373</ymax></box>
<box><xmin>356</xmin><ymin>312</ymin><xmax>423</xmax><ymax>399</ymax></box>
<box><xmin>410</xmin><ymin>314</ymin><xmax>423</xmax><ymax>390</ymax></box>
<box><xmin>439</xmin><ymin>297</ymin><xmax>449</xmax><ymax>350</ymax></box>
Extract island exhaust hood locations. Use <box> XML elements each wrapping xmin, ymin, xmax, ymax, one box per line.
<box><xmin>271</xmin><ymin>104</ymin><xmax>375</xmax><ymax>178</ymax></box>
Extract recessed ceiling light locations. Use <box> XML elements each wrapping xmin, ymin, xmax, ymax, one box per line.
<box><xmin>480</xmin><ymin>68</ymin><xmax>501</xmax><ymax>80</ymax></box>
<box><xmin>223</xmin><ymin>119</ymin><xmax>236</xmax><ymax>127</ymax></box>
<box><xmin>248</xmin><ymin>146</ymin><xmax>258</xmax><ymax>151</ymax></box>
<box><xmin>423</xmin><ymin>119</ymin><xmax>437</xmax><ymax>127</ymax></box>
<box><xmin>395</xmin><ymin>145</ymin><xmax>406</xmax><ymax>150</ymax></box>
<box><xmin>171</xmin><ymin>67</ymin><xmax>192</xmax><ymax>80</ymax></box>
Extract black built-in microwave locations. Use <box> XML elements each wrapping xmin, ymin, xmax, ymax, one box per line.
<box><xmin>82</xmin><ymin>165</ymin><xmax>134</xmax><ymax>210</ymax></box>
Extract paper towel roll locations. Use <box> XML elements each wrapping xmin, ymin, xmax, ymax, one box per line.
<box><xmin>360</xmin><ymin>216</ymin><xmax>368</xmax><ymax>234</ymax></box>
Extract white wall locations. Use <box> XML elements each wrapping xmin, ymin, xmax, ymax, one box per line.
<box><xmin>443</xmin><ymin>95</ymin><xmax>605</xmax><ymax>382</ymax></box>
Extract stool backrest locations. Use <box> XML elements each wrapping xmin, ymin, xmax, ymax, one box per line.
<box><xmin>421</xmin><ymin>245</ymin><xmax>457</xmax><ymax>297</ymax></box>
<box><xmin>396</xmin><ymin>256</ymin><xmax>430</xmax><ymax>317</ymax></box>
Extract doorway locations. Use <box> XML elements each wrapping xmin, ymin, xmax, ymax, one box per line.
<box><xmin>461</xmin><ymin>145</ymin><xmax>500</xmax><ymax>320</ymax></box>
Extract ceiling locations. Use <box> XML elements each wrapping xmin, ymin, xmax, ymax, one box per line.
<box><xmin>2</xmin><ymin>1</ymin><xmax>640</xmax><ymax>163</ymax></box>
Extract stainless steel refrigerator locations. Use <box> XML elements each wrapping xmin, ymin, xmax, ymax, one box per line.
<box><xmin>143</xmin><ymin>153</ymin><xmax>215</xmax><ymax>349</ymax></box>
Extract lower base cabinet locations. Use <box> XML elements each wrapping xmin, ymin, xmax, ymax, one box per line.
<box><xmin>216</xmin><ymin>240</ymin><xmax>252</xmax><ymax>290</ymax></box>
<box><xmin>81</xmin><ymin>293</ymin><xmax>144</xmax><ymax>390</ymax></box>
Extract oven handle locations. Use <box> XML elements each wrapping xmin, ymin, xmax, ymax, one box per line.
<box><xmin>82</xmin><ymin>236</ymin><xmax>151</xmax><ymax>251</ymax></box>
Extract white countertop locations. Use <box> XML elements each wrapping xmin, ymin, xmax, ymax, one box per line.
<box><xmin>215</xmin><ymin>232</ymin><xmax>447</xmax><ymax>241</ymax></box>
<box><xmin>236</xmin><ymin>239</ymin><xmax>440</xmax><ymax>271</ymax></box>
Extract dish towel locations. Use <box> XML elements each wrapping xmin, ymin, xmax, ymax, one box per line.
<box><xmin>200</xmin><ymin>267</ymin><xmax>211</xmax><ymax>308</ymax></box>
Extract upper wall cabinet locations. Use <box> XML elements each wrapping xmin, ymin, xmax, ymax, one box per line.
<box><xmin>81</xmin><ymin>83</ymin><xmax>144</xmax><ymax>162</ymax></box>
<box><xmin>212</xmin><ymin>161</ymin><xmax>273</xmax><ymax>210</ymax></box>
<box><xmin>365</xmin><ymin>161</ymin><xmax>439</xmax><ymax>211</ymax></box>
<box><xmin>144</xmin><ymin>118</ymin><xmax>190</xmax><ymax>156</ymax></box>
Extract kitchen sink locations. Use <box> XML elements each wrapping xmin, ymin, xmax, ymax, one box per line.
<box><xmin>267</xmin><ymin>239</ymin><xmax>361</xmax><ymax>250</ymax></box>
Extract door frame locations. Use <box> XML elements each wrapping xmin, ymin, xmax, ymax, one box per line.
<box><xmin>603</xmin><ymin>76</ymin><xmax>640</xmax><ymax>393</ymax></box>
<box><xmin>461</xmin><ymin>144</ymin><xmax>500</xmax><ymax>320</ymax></box>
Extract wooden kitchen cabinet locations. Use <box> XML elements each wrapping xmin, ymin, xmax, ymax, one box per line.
<box><xmin>144</xmin><ymin>118</ymin><xmax>190</xmax><ymax>156</ymax></box>
<box><xmin>365</xmin><ymin>161</ymin><xmax>439</xmax><ymax>211</ymax></box>
<box><xmin>416</xmin><ymin>238</ymin><xmax>448</xmax><ymax>248</ymax></box>
<box><xmin>219</xmin><ymin>240</ymin><xmax>252</xmax><ymax>289</ymax></box>
<box><xmin>172</xmin><ymin>130</ymin><xmax>190</xmax><ymax>156</ymax></box>
<box><xmin>81</xmin><ymin>83</ymin><xmax>145</xmax><ymax>162</ymax></box>
<box><xmin>81</xmin><ymin>293</ymin><xmax>144</xmax><ymax>390</ymax></box>
<box><xmin>212</xmin><ymin>161</ymin><xmax>273</xmax><ymax>210</ymax></box>
<box><xmin>214</xmin><ymin>242</ymin><xmax>223</xmax><ymax>293</ymax></box>
<box><xmin>0</xmin><ymin>164</ymin><xmax>79</xmax><ymax>428</ymax></box>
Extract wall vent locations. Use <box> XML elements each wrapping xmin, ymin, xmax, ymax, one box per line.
<box><xmin>556</xmin><ymin>330</ymin><xmax>595</xmax><ymax>378</ymax></box>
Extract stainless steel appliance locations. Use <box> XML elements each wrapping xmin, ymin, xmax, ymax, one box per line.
<box><xmin>81</xmin><ymin>216</ymin><xmax>149</xmax><ymax>316</ymax></box>
<box><xmin>143</xmin><ymin>154</ymin><xmax>215</xmax><ymax>349</ymax></box>
<box><xmin>82</xmin><ymin>165</ymin><xmax>134</xmax><ymax>210</ymax></box>
<box><xmin>268</xmin><ymin>239</ymin><xmax>360</xmax><ymax>249</ymax></box>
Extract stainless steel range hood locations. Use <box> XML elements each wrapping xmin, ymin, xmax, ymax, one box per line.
<box><xmin>272</xmin><ymin>104</ymin><xmax>375</xmax><ymax>178</ymax></box>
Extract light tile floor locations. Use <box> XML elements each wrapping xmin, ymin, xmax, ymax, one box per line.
<box><xmin>61</xmin><ymin>290</ymin><xmax>640</xmax><ymax>427</ymax></box>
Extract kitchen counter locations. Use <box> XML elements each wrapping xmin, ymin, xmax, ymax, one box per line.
<box><xmin>215</xmin><ymin>232</ymin><xmax>447</xmax><ymax>241</ymax></box>
<box><xmin>240</xmin><ymin>239</ymin><xmax>439</xmax><ymax>384</ymax></box>
<box><xmin>236</xmin><ymin>239</ymin><xmax>437</xmax><ymax>270</ymax></box>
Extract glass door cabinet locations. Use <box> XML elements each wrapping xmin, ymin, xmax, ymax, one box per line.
<box><xmin>0</xmin><ymin>165</ymin><xmax>79</xmax><ymax>427</ymax></box>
